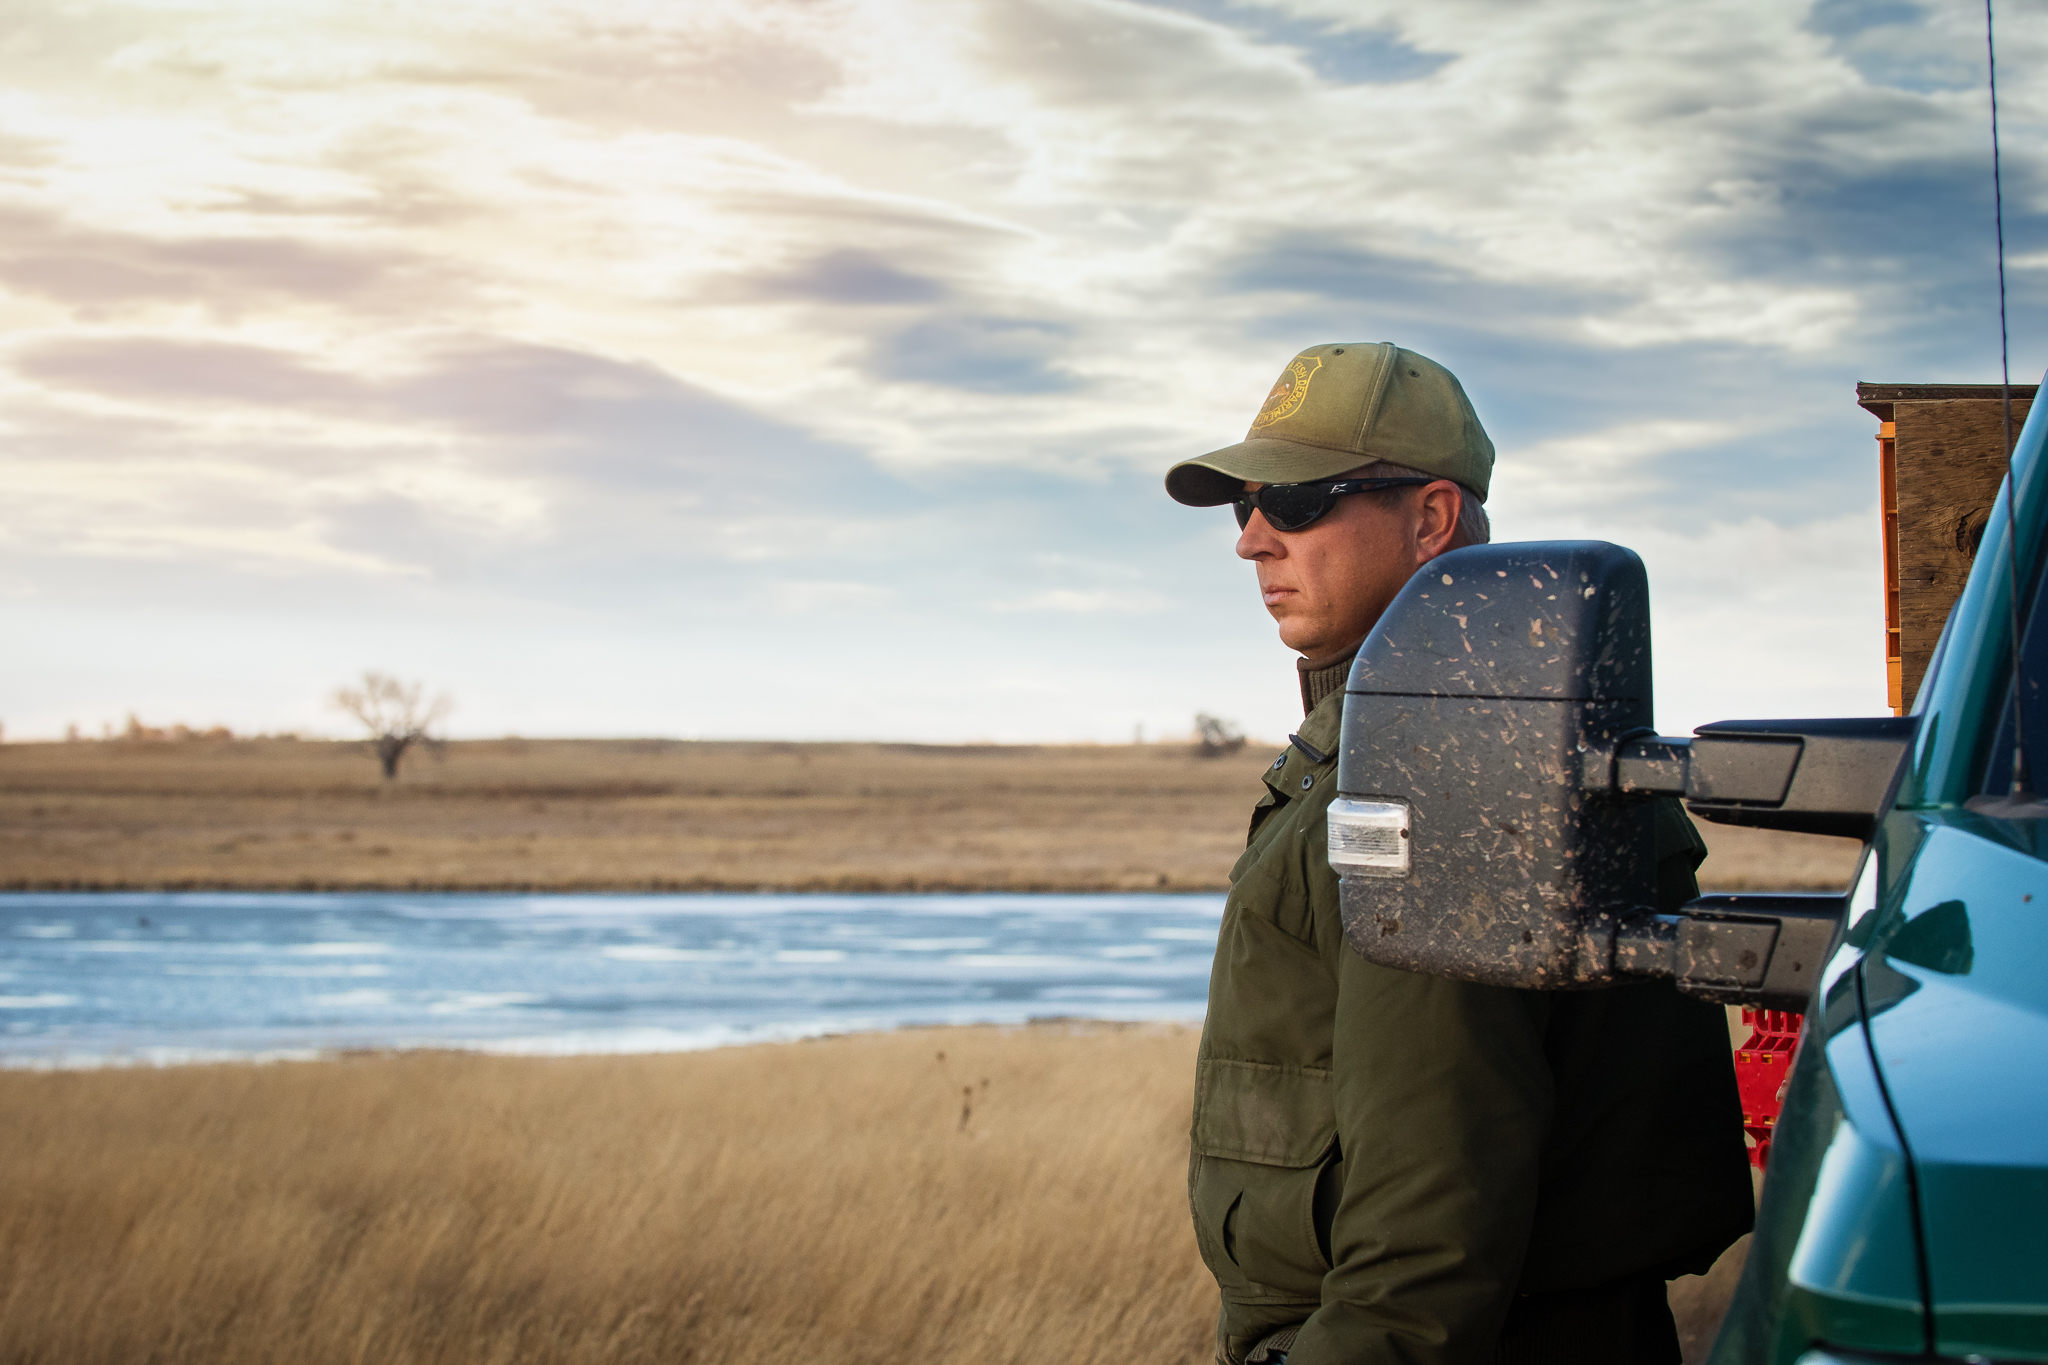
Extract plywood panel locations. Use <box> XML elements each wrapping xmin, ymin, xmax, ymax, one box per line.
<box><xmin>1894</xmin><ymin>396</ymin><xmax>2032</xmax><ymax>706</ymax></box>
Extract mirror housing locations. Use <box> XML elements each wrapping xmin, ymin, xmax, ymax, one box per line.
<box><xmin>1329</xmin><ymin>541</ymin><xmax>1658</xmax><ymax>990</ymax></box>
<box><xmin>1332</xmin><ymin>541</ymin><xmax>1914</xmax><ymax>1011</ymax></box>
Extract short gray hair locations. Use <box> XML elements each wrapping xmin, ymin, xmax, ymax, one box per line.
<box><xmin>1357</xmin><ymin>461</ymin><xmax>1491</xmax><ymax>546</ymax></box>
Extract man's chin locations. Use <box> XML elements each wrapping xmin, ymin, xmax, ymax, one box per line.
<box><xmin>1273</xmin><ymin>624</ymin><xmax>1325</xmax><ymax>655</ymax></box>
<box><xmin>1277</xmin><ymin>626</ymin><xmax>1371</xmax><ymax>662</ymax></box>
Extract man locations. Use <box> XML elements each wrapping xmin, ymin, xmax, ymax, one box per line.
<box><xmin>1166</xmin><ymin>343</ymin><xmax>1754</xmax><ymax>1365</ymax></box>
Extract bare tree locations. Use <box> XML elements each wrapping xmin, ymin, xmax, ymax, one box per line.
<box><xmin>333</xmin><ymin>672</ymin><xmax>453</xmax><ymax>779</ymax></box>
<box><xmin>1194</xmin><ymin>713</ymin><xmax>1246</xmax><ymax>758</ymax></box>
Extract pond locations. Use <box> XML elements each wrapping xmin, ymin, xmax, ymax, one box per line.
<box><xmin>0</xmin><ymin>892</ymin><xmax>1223</xmax><ymax>1067</ymax></box>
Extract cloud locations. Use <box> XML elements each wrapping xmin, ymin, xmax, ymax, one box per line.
<box><xmin>868</xmin><ymin>315</ymin><xmax>1078</xmax><ymax>393</ymax></box>
<box><xmin>1805</xmin><ymin>0</ymin><xmax>1981</xmax><ymax>94</ymax></box>
<box><xmin>1494</xmin><ymin>419</ymin><xmax>1749</xmax><ymax>518</ymax></box>
<box><xmin>745</xmin><ymin>248</ymin><xmax>950</xmax><ymax>305</ymax></box>
<box><xmin>0</xmin><ymin>0</ymin><xmax>2041</xmax><ymax>740</ymax></box>
<box><xmin>1</xmin><ymin>324</ymin><xmax>933</xmax><ymax>589</ymax></box>
<box><xmin>9</xmin><ymin>331</ymin><xmax>880</xmax><ymax>482</ymax></box>
<box><xmin>1219</xmin><ymin>234</ymin><xmax>1626</xmax><ymax>344</ymax></box>
<box><xmin>1141</xmin><ymin>2</ymin><xmax>1454</xmax><ymax>85</ymax></box>
<box><xmin>16</xmin><ymin>336</ymin><xmax>370</xmax><ymax>409</ymax></box>
<box><xmin>0</xmin><ymin>207</ymin><xmax>466</xmax><ymax>316</ymax></box>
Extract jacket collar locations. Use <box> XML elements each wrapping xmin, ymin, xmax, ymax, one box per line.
<box><xmin>1296</xmin><ymin>642</ymin><xmax>1361</xmax><ymax>715</ymax></box>
<box><xmin>1261</xmin><ymin>686</ymin><xmax>1344</xmax><ymax>798</ymax></box>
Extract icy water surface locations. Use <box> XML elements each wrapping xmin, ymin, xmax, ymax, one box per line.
<box><xmin>0</xmin><ymin>892</ymin><xmax>1223</xmax><ymax>1067</ymax></box>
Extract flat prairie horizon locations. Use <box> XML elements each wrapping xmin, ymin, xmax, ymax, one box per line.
<box><xmin>0</xmin><ymin>735</ymin><xmax>1863</xmax><ymax>893</ymax></box>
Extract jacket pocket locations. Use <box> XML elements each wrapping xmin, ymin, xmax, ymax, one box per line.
<box><xmin>1243</xmin><ymin>788</ymin><xmax>1286</xmax><ymax>848</ymax></box>
<box><xmin>1189</xmin><ymin>1060</ymin><xmax>1336</xmax><ymax>1296</ymax></box>
<box><xmin>1224</xmin><ymin>836</ymin><xmax>1317</xmax><ymax>946</ymax></box>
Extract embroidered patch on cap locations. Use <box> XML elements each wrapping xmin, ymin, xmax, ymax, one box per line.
<box><xmin>1251</xmin><ymin>355</ymin><xmax>1322</xmax><ymax>430</ymax></box>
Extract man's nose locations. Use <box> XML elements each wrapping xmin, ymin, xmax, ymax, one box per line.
<box><xmin>1236</xmin><ymin>512</ymin><xmax>1283</xmax><ymax>561</ymax></box>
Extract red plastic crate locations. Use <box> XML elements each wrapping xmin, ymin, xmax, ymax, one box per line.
<box><xmin>1735</xmin><ymin>1008</ymin><xmax>1804</xmax><ymax>1169</ymax></box>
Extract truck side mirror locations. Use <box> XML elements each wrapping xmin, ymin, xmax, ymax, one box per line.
<box><xmin>1329</xmin><ymin>540</ymin><xmax>1915</xmax><ymax>1011</ymax></box>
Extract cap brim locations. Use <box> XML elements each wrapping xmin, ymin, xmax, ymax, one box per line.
<box><xmin>1164</xmin><ymin>438</ymin><xmax>1376</xmax><ymax>506</ymax></box>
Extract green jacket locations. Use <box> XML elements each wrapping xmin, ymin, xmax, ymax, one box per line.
<box><xmin>1190</xmin><ymin>689</ymin><xmax>1755</xmax><ymax>1365</ymax></box>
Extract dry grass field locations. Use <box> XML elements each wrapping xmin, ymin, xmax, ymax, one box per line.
<box><xmin>0</xmin><ymin>1025</ymin><xmax>1210</xmax><ymax>1365</ymax></box>
<box><xmin>0</xmin><ymin>1024</ymin><xmax>1749</xmax><ymax>1365</ymax></box>
<box><xmin>0</xmin><ymin>736</ymin><xmax>1861</xmax><ymax>892</ymax></box>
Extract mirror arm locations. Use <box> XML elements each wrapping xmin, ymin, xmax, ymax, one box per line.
<box><xmin>1613</xmin><ymin>911</ymin><xmax>1680</xmax><ymax>976</ymax></box>
<box><xmin>1608</xmin><ymin>894</ymin><xmax>1845</xmax><ymax>1012</ymax></box>
<box><xmin>1617</xmin><ymin>735</ymin><xmax>1691</xmax><ymax>796</ymax></box>
<box><xmin>1579</xmin><ymin>719</ymin><xmax>1916</xmax><ymax>841</ymax></box>
<box><xmin>1577</xmin><ymin>728</ymin><xmax>1687</xmax><ymax>795</ymax></box>
<box><xmin>1579</xmin><ymin>732</ymin><xmax>1700</xmax><ymax>798</ymax></box>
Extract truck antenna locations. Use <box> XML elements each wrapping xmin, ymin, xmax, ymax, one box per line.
<box><xmin>1988</xmin><ymin>0</ymin><xmax>2029</xmax><ymax>796</ymax></box>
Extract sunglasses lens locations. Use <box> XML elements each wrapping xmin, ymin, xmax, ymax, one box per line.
<box><xmin>1259</xmin><ymin>485</ymin><xmax>1330</xmax><ymax>532</ymax></box>
<box><xmin>1234</xmin><ymin>485</ymin><xmax>1332</xmax><ymax>531</ymax></box>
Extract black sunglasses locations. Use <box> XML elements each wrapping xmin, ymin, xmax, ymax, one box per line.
<box><xmin>1233</xmin><ymin>477</ymin><xmax>1435</xmax><ymax>532</ymax></box>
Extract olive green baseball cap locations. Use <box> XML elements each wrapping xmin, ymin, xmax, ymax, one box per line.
<box><xmin>1166</xmin><ymin>342</ymin><xmax>1494</xmax><ymax>506</ymax></box>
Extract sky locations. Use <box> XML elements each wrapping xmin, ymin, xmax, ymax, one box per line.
<box><xmin>2</xmin><ymin>0</ymin><xmax>2044</xmax><ymax>744</ymax></box>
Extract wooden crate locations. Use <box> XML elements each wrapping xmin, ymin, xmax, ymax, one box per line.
<box><xmin>1857</xmin><ymin>383</ymin><xmax>2037</xmax><ymax>712</ymax></box>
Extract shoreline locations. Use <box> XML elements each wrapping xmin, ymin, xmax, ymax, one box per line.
<box><xmin>0</xmin><ymin>876</ymin><xmax>1239</xmax><ymax>893</ymax></box>
<box><xmin>0</xmin><ymin>868</ymin><xmax>1846</xmax><ymax>893</ymax></box>
<box><xmin>0</xmin><ymin>1013</ymin><xmax>1184</xmax><ymax>1073</ymax></box>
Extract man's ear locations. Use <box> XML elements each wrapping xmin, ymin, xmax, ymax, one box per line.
<box><xmin>1415</xmin><ymin>480</ymin><xmax>1464</xmax><ymax>561</ymax></box>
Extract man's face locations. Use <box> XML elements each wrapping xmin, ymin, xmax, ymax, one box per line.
<box><xmin>1235</xmin><ymin>477</ymin><xmax>1466</xmax><ymax>658</ymax></box>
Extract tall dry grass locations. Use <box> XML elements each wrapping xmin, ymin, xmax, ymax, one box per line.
<box><xmin>0</xmin><ymin>736</ymin><xmax>1861</xmax><ymax>892</ymax></box>
<box><xmin>0</xmin><ymin>1025</ymin><xmax>1216</xmax><ymax>1365</ymax></box>
<box><xmin>0</xmin><ymin>1024</ymin><xmax>1755</xmax><ymax>1364</ymax></box>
